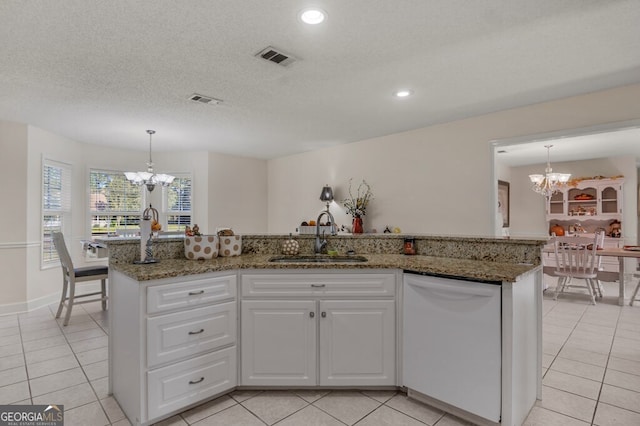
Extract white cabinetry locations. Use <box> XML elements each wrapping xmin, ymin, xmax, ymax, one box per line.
<box><xmin>110</xmin><ymin>271</ymin><xmax>237</xmax><ymax>426</ymax></box>
<box><xmin>240</xmin><ymin>272</ymin><xmax>396</xmax><ymax>387</ymax></box>
<box><xmin>546</xmin><ymin>178</ymin><xmax>623</xmax><ymax>226</ymax></box>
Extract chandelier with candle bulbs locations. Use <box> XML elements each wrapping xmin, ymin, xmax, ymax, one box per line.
<box><xmin>528</xmin><ymin>145</ymin><xmax>570</xmax><ymax>198</ymax></box>
<box><xmin>124</xmin><ymin>130</ymin><xmax>175</xmax><ymax>192</ymax></box>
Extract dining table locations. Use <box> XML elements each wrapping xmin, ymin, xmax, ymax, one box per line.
<box><xmin>593</xmin><ymin>247</ymin><xmax>640</xmax><ymax>306</ymax></box>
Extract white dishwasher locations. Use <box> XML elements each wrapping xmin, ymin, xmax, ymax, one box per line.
<box><xmin>403</xmin><ymin>272</ymin><xmax>502</xmax><ymax>423</ymax></box>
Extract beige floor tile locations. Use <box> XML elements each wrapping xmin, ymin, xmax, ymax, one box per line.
<box><xmin>11</xmin><ymin>399</ymin><xmax>32</xmax><ymax>405</ymax></box>
<box><xmin>180</xmin><ymin>395</ymin><xmax>237</xmax><ymax>424</ymax></box>
<box><xmin>64</xmin><ymin>400</ymin><xmax>109</xmax><ymax>426</ymax></box>
<box><xmin>22</xmin><ymin>335</ymin><xmax>67</xmax><ymax>353</ymax></box>
<box><xmin>29</xmin><ymin>366</ymin><xmax>87</xmax><ymax>397</ymax></box>
<box><xmin>69</xmin><ymin>335</ymin><xmax>108</xmax><ymax>353</ymax></box>
<box><xmin>112</xmin><ymin>419</ymin><xmax>133</xmax><ymax>426</ymax></box>
<box><xmin>0</xmin><ymin>365</ymin><xmax>27</xmax><ymax>387</ymax></box>
<box><xmin>542</xmin><ymin>323</ymin><xmax>574</xmax><ymax>337</ymax></box>
<box><xmin>551</xmin><ymin>357</ymin><xmax>606</xmax><ymax>382</ymax></box>
<box><xmin>241</xmin><ymin>390</ymin><xmax>308</xmax><ymax>425</ymax></box>
<box><xmin>153</xmin><ymin>414</ymin><xmax>188</xmax><ymax>425</ymax></box>
<box><xmin>90</xmin><ymin>376</ymin><xmax>109</xmax><ymax>399</ymax></box>
<box><xmin>543</xmin><ymin>369</ymin><xmax>602</xmax><ymax>400</ymax></box>
<box><xmin>0</xmin><ymin>343</ymin><xmax>23</xmax><ymax>358</ymax></box>
<box><xmin>275</xmin><ymin>404</ymin><xmax>344</xmax><ymax>426</ymax></box>
<box><xmin>18</xmin><ymin>314</ymin><xmax>55</xmax><ymax>326</ymax></box>
<box><xmin>384</xmin><ymin>394</ymin><xmax>444</xmax><ymax>425</ymax></box>
<box><xmin>0</xmin><ymin>326</ymin><xmax>20</xmax><ymax>338</ymax></box>
<box><xmin>433</xmin><ymin>413</ymin><xmax>474</xmax><ymax>425</ymax></box>
<box><xmin>611</xmin><ymin>337</ymin><xmax>640</xmax><ymax>362</ymax></box>
<box><xmin>100</xmin><ymin>395</ymin><xmax>126</xmax><ymax>423</ymax></box>
<box><xmin>615</xmin><ymin>328</ymin><xmax>640</xmax><ymax>341</ymax></box>
<box><xmin>542</xmin><ymin>353</ymin><xmax>556</xmax><ymax>369</ymax></box>
<box><xmin>229</xmin><ymin>389</ymin><xmax>263</xmax><ymax>403</ymax></box>
<box><xmin>64</xmin><ymin>327</ymin><xmax>107</xmax><ymax>343</ymax></box>
<box><xmin>27</xmin><ymin>354</ymin><xmax>80</xmax><ymax>378</ymax></box>
<box><xmin>0</xmin><ymin>334</ymin><xmax>22</xmax><ymax>348</ymax></box>
<box><xmin>536</xmin><ymin>386</ymin><xmax>596</xmax><ymax>423</ymax></box>
<box><xmin>20</xmin><ymin>326</ymin><xmax>63</xmax><ymax>342</ymax></box>
<box><xmin>61</xmin><ymin>321</ymin><xmax>101</xmax><ymax>334</ymax></box>
<box><xmin>558</xmin><ymin>346</ymin><xmax>609</xmax><ymax>367</ymax></box>
<box><xmin>192</xmin><ymin>404</ymin><xmax>265</xmax><ymax>426</ymax></box>
<box><xmin>0</xmin><ymin>317</ymin><xmax>19</xmax><ymax>329</ymax></box>
<box><xmin>356</xmin><ymin>405</ymin><xmax>428</xmax><ymax>426</ymax></box>
<box><xmin>293</xmin><ymin>389</ymin><xmax>331</xmax><ymax>403</ymax></box>
<box><xmin>24</xmin><ymin>344</ymin><xmax>72</xmax><ymax>365</ymax></box>
<box><xmin>599</xmin><ymin>384</ymin><xmax>640</xmax><ymax>414</ymax></box>
<box><xmin>0</xmin><ymin>353</ymin><xmax>25</xmax><ymax>371</ymax></box>
<box><xmin>574</xmin><ymin>322</ymin><xmax>616</xmax><ymax>337</ymax></box>
<box><xmin>18</xmin><ymin>320</ymin><xmax>60</xmax><ymax>333</ymax></box>
<box><xmin>593</xmin><ymin>402</ymin><xmax>640</xmax><ymax>426</ymax></box>
<box><xmin>82</xmin><ymin>359</ymin><xmax>108</xmax><ymax>380</ymax></box>
<box><xmin>604</xmin><ymin>369</ymin><xmax>640</xmax><ymax>393</ymax></box>
<box><xmin>0</xmin><ymin>381</ymin><xmax>31</xmax><ymax>404</ymax></box>
<box><xmin>32</xmin><ymin>382</ymin><xmax>97</xmax><ymax>410</ymax></box>
<box><xmin>75</xmin><ymin>346</ymin><xmax>108</xmax><ymax>366</ymax></box>
<box><xmin>543</xmin><ymin>341</ymin><xmax>563</xmax><ymax>356</ymax></box>
<box><xmin>313</xmin><ymin>391</ymin><xmax>380</xmax><ymax>425</ymax></box>
<box><xmin>607</xmin><ymin>356</ymin><xmax>640</xmax><ymax>377</ymax></box>
<box><xmin>360</xmin><ymin>390</ymin><xmax>397</xmax><ymax>403</ymax></box>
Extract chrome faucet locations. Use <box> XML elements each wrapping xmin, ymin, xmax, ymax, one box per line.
<box><xmin>314</xmin><ymin>210</ymin><xmax>337</xmax><ymax>254</ymax></box>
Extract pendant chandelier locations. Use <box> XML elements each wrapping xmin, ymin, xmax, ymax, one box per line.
<box><xmin>124</xmin><ymin>130</ymin><xmax>175</xmax><ymax>192</ymax></box>
<box><xmin>528</xmin><ymin>145</ymin><xmax>570</xmax><ymax>198</ymax></box>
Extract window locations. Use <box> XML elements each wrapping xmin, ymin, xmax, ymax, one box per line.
<box><xmin>163</xmin><ymin>174</ymin><xmax>192</xmax><ymax>231</ymax></box>
<box><xmin>89</xmin><ymin>169</ymin><xmax>142</xmax><ymax>237</ymax></box>
<box><xmin>42</xmin><ymin>160</ymin><xmax>71</xmax><ymax>266</ymax></box>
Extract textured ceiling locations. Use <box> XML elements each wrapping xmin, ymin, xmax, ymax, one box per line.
<box><xmin>1</xmin><ymin>1</ymin><xmax>639</xmax><ymax>159</ymax></box>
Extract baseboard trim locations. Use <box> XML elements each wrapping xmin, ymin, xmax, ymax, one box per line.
<box><xmin>0</xmin><ymin>282</ymin><xmax>103</xmax><ymax>316</ymax></box>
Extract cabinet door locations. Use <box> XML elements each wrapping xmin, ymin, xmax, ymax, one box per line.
<box><xmin>241</xmin><ymin>300</ymin><xmax>317</xmax><ymax>386</ymax></box>
<box><xmin>319</xmin><ymin>300</ymin><xmax>395</xmax><ymax>386</ymax></box>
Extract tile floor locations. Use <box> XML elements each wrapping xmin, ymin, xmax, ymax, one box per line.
<box><xmin>1</xmin><ymin>276</ymin><xmax>639</xmax><ymax>425</ymax></box>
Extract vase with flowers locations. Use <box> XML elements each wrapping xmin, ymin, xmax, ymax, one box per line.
<box><xmin>343</xmin><ymin>179</ymin><xmax>373</xmax><ymax>234</ymax></box>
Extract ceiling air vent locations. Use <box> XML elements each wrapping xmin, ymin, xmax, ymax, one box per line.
<box><xmin>255</xmin><ymin>46</ymin><xmax>297</xmax><ymax>67</ymax></box>
<box><xmin>187</xmin><ymin>93</ymin><xmax>222</xmax><ymax>105</ymax></box>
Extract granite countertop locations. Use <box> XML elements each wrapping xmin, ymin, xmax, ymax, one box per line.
<box><xmin>110</xmin><ymin>253</ymin><xmax>539</xmax><ymax>283</ymax></box>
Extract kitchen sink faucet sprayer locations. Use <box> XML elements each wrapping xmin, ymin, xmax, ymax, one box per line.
<box><xmin>314</xmin><ymin>209</ymin><xmax>337</xmax><ymax>254</ymax></box>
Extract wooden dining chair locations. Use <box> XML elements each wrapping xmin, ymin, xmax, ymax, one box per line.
<box><xmin>552</xmin><ymin>232</ymin><xmax>603</xmax><ymax>305</ymax></box>
<box><xmin>52</xmin><ymin>232</ymin><xmax>108</xmax><ymax>325</ymax></box>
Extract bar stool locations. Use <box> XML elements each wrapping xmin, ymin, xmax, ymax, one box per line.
<box><xmin>52</xmin><ymin>232</ymin><xmax>108</xmax><ymax>325</ymax></box>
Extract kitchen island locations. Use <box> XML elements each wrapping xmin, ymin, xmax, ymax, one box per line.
<box><xmin>103</xmin><ymin>235</ymin><xmax>544</xmax><ymax>426</ymax></box>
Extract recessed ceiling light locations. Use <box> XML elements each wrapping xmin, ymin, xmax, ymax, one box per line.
<box><xmin>394</xmin><ymin>90</ymin><xmax>413</xmax><ymax>98</ymax></box>
<box><xmin>300</xmin><ymin>8</ymin><xmax>326</xmax><ymax>25</ymax></box>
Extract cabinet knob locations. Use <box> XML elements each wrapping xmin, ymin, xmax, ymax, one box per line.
<box><xmin>309</xmin><ymin>311</ymin><xmax>315</xmax><ymax>318</ymax></box>
<box><xmin>321</xmin><ymin>311</ymin><xmax>327</xmax><ymax>318</ymax></box>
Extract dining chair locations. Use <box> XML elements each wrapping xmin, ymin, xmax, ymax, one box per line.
<box><xmin>52</xmin><ymin>232</ymin><xmax>108</xmax><ymax>325</ymax></box>
<box><xmin>552</xmin><ymin>232</ymin><xmax>603</xmax><ymax>305</ymax></box>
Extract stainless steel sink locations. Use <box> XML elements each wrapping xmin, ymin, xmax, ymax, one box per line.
<box><xmin>268</xmin><ymin>255</ymin><xmax>368</xmax><ymax>263</ymax></box>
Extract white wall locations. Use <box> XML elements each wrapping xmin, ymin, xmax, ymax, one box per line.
<box><xmin>507</xmin><ymin>157</ymin><xmax>638</xmax><ymax>241</ymax></box>
<box><xmin>1</xmin><ymin>122</ymin><xmax>269</xmax><ymax>312</ymax></box>
<box><xmin>267</xmin><ymin>84</ymin><xmax>640</xmax><ymax>235</ymax></box>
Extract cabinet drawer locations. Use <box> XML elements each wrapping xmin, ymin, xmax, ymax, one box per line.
<box><xmin>147</xmin><ymin>302</ymin><xmax>236</xmax><ymax>367</ymax></box>
<box><xmin>147</xmin><ymin>275</ymin><xmax>236</xmax><ymax>314</ymax></box>
<box><xmin>147</xmin><ymin>346</ymin><xmax>237</xmax><ymax>420</ymax></box>
<box><xmin>242</xmin><ymin>273</ymin><xmax>396</xmax><ymax>297</ymax></box>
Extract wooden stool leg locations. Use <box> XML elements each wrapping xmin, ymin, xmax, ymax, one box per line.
<box><xmin>55</xmin><ymin>277</ymin><xmax>68</xmax><ymax>319</ymax></box>
<box><xmin>63</xmin><ymin>279</ymin><xmax>76</xmax><ymax>326</ymax></box>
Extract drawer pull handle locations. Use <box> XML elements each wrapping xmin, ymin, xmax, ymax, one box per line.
<box><xmin>188</xmin><ymin>329</ymin><xmax>205</xmax><ymax>335</ymax></box>
<box><xmin>189</xmin><ymin>377</ymin><xmax>205</xmax><ymax>385</ymax></box>
<box><xmin>310</xmin><ymin>284</ymin><xmax>326</xmax><ymax>288</ymax></box>
<box><xmin>188</xmin><ymin>290</ymin><xmax>205</xmax><ymax>295</ymax></box>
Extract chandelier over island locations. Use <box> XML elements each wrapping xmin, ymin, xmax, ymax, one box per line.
<box><xmin>124</xmin><ymin>130</ymin><xmax>175</xmax><ymax>192</ymax></box>
<box><xmin>528</xmin><ymin>145</ymin><xmax>570</xmax><ymax>198</ymax></box>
